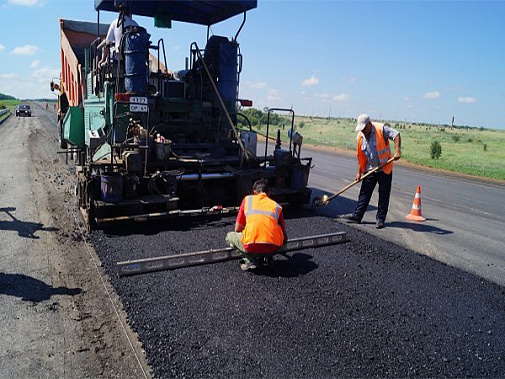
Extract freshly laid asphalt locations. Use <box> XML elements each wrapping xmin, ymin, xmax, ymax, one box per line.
<box><xmin>91</xmin><ymin>209</ymin><xmax>505</xmax><ymax>378</ymax></box>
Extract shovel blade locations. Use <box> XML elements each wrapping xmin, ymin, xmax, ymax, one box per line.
<box><xmin>312</xmin><ymin>195</ymin><xmax>329</xmax><ymax>207</ymax></box>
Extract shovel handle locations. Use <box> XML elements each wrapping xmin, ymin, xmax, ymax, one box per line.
<box><xmin>325</xmin><ymin>157</ymin><xmax>395</xmax><ymax>203</ymax></box>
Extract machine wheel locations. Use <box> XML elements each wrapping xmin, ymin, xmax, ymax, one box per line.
<box><xmin>58</xmin><ymin>118</ymin><xmax>68</xmax><ymax>149</ymax></box>
<box><xmin>78</xmin><ymin>174</ymin><xmax>96</xmax><ymax>232</ymax></box>
<box><xmin>87</xmin><ymin>198</ymin><xmax>97</xmax><ymax>232</ymax></box>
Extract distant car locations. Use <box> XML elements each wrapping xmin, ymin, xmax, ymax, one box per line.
<box><xmin>16</xmin><ymin>104</ymin><xmax>31</xmax><ymax>117</ymax></box>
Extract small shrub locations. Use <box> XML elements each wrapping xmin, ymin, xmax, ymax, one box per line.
<box><xmin>452</xmin><ymin>135</ymin><xmax>460</xmax><ymax>142</ymax></box>
<box><xmin>430</xmin><ymin>140</ymin><xmax>442</xmax><ymax>159</ymax></box>
<box><xmin>483</xmin><ymin>143</ymin><xmax>488</xmax><ymax>151</ymax></box>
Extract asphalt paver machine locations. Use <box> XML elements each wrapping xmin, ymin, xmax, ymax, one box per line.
<box><xmin>53</xmin><ymin>0</ymin><xmax>312</xmax><ymax>230</ymax></box>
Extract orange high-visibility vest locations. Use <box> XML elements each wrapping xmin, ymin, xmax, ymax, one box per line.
<box><xmin>357</xmin><ymin>123</ymin><xmax>393</xmax><ymax>174</ymax></box>
<box><xmin>241</xmin><ymin>193</ymin><xmax>284</xmax><ymax>247</ymax></box>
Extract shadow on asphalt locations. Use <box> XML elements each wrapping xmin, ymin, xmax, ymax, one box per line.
<box><xmin>100</xmin><ymin>214</ymin><xmax>237</xmax><ymax>236</ymax></box>
<box><xmin>0</xmin><ymin>273</ymin><xmax>82</xmax><ymax>302</ymax></box>
<box><xmin>100</xmin><ymin>205</ymin><xmax>327</xmax><ymax>237</ymax></box>
<box><xmin>0</xmin><ymin>207</ymin><xmax>59</xmax><ymax>239</ymax></box>
<box><xmin>386</xmin><ymin>220</ymin><xmax>453</xmax><ymax>235</ymax></box>
<box><xmin>251</xmin><ymin>252</ymin><xmax>318</xmax><ymax>278</ymax></box>
<box><xmin>310</xmin><ymin>188</ymin><xmax>453</xmax><ymax>234</ymax></box>
<box><xmin>310</xmin><ymin>187</ymin><xmax>365</xmax><ymax>218</ymax></box>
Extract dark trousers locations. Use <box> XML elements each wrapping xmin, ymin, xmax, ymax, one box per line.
<box><xmin>353</xmin><ymin>171</ymin><xmax>393</xmax><ymax>222</ymax></box>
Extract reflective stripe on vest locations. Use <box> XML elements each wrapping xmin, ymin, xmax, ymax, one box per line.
<box><xmin>241</xmin><ymin>194</ymin><xmax>284</xmax><ymax>247</ymax></box>
<box><xmin>357</xmin><ymin>123</ymin><xmax>393</xmax><ymax>174</ymax></box>
<box><xmin>244</xmin><ymin>195</ymin><xmax>281</xmax><ymax>221</ymax></box>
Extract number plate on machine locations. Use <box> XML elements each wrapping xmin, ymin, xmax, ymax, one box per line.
<box><xmin>130</xmin><ymin>97</ymin><xmax>148</xmax><ymax>112</ymax></box>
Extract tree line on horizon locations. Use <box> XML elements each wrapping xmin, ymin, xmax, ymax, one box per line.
<box><xmin>0</xmin><ymin>92</ymin><xmax>56</xmax><ymax>103</ymax></box>
<box><xmin>0</xmin><ymin>93</ymin><xmax>16</xmax><ymax>101</ymax></box>
<box><xmin>238</xmin><ymin>107</ymin><xmax>492</xmax><ymax>132</ymax></box>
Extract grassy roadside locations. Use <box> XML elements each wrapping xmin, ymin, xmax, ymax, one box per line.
<box><xmin>0</xmin><ymin>100</ymin><xmax>18</xmax><ymax>122</ymax></box>
<box><xmin>251</xmin><ymin>115</ymin><xmax>505</xmax><ymax>182</ymax></box>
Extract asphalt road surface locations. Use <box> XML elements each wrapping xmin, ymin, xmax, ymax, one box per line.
<box><xmin>94</xmin><ymin>211</ymin><xmax>505</xmax><ymax>378</ymax></box>
<box><xmin>2</xmin><ymin>104</ymin><xmax>505</xmax><ymax>378</ymax></box>
<box><xmin>301</xmin><ymin>142</ymin><xmax>505</xmax><ymax>287</ymax></box>
<box><xmin>93</xmin><ymin>130</ymin><xmax>505</xmax><ymax>377</ymax></box>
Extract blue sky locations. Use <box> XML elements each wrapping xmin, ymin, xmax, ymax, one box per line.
<box><xmin>1</xmin><ymin>0</ymin><xmax>504</xmax><ymax>129</ymax></box>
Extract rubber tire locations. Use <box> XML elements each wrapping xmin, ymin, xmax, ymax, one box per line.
<box><xmin>58</xmin><ymin>118</ymin><xmax>68</xmax><ymax>149</ymax></box>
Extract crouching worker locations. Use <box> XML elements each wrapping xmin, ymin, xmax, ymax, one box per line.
<box><xmin>226</xmin><ymin>179</ymin><xmax>288</xmax><ymax>271</ymax></box>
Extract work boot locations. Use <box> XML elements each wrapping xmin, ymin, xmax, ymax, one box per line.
<box><xmin>376</xmin><ymin>220</ymin><xmax>385</xmax><ymax>229</ymax></box>
<box><xmin>265</xmin><ymin>255</ymin><xmax>274</xmax><ymax>267</ymax></box>
<box><xmin>258</xmin><ymin>255</ymin><xmax>274</xmax><ymax>267</ymax></box>
<box><xmin>341</xmin><ymin>214</ymin><xmax>361</xmax><ymax>224</ymax></box>
<box><xmin>239</xmin><ymin>258</ymin><xmax>257</xmax><ymax>271</ymax></box>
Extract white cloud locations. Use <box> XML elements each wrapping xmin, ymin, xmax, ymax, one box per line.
<box><xmin>32</xmin><ymin>67</ymin><xmax>60</xmax><ymax>83</ymax></box>
<box><xmin>247</xmin><ymin>81</ymin><xmax>267</xmax><ymax>89</ymax></box>
<box><xmin>301</xmin><ymin>75</ymin><xmax>319</xmax><ymax>87</ymax></box>
<box><xmin>31</xmin><ymin>60</ymin><xmax>40</xmax><ymax>68</ymax></box>
<box><xmin>0</xmin><ymin>44</ymin><xmax>5</xmax><ymax>53</ymax></box>
<box><xmin>332</xmin><ymin>93</ymin><xmax>349</xmax><ymax>102</ymax></box>
<box><xmin>10</xmin><ymin>44</ymin><xmax>39</xmax><ymax>56</ymax></box>
<box><xmin>423</xmin><ymin>91</ymin><xmax>440</xmax><ymax>99</ymax></box>
<box><xmin>341</xmin><ymin>76</ymin><xmax>356</xmax><ymax>83</ymax></box>
<box><xmin>0</xmin><ymin>67</ymin><xmax>58</xmax><ymax>99</ymax></box>
<box><xmin>8</xmin><ymin>0</ymin><xmax>41</xmax><ymax>6</ymax></box>
<box><xmin>314</xmin><ymin>92</ymin><xmax>348</xmax><ymax>103</ymax></box>
<box><xmin>458</xmin><ymin>96</ymin><xmax>477</xmax><ymax>104</ymax></box>
<box><xmin>0</xmin><ymin>73</ymin><xmax>19</xmax><ymax>79</ymax></box>
<box><xmin>267</xmin><ymin>89</ymin><xmax>283</xmax><ymax>102</ymax></box>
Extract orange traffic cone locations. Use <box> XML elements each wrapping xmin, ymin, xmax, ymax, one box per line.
<box><xmin>406</xmin><ymin>186</ymin><xmax>426</xmax><ymax>222</ymax></box>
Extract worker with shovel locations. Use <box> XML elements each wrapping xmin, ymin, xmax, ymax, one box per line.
<box><xmin>342</xmin><ymin>114</ymin><xmax>401</xmax><ymax>229</ymax></box>
<box><xmin>226</xmin><ymin>179</ymin><xmax>288</xmax><ymax>271</ymax></box>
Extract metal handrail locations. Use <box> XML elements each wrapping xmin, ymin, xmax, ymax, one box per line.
<box><xmin>264</xmin><ymin>108</ymin><xmax>295</xmax><ymax>162</ymax></box>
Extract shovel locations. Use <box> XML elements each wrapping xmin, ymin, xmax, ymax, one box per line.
<box><xmin>312</xmin><ymin>157</ymin><xmax>395</xmax><ymax>207</ymax></box>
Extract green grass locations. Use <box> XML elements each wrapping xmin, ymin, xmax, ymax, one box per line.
<box><xmin>0</xmin><ymin>99</ymin><xmax>19</xmax><ymax>109</ymax></box>
<box><xmin>253</xmin><ymin>115</ymin><xmax>505</xmax><ymax>181</ymax></box>
<box><xmin>0</xmin><ymin>100</ymin><xmax>19</xmax><ymax>122</ymax></box>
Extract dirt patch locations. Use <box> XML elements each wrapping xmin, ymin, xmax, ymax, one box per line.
<box><xmin>0</xmin><ymin>105</ymin><xmax>150</xmax><ymax>378</ymax></box>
